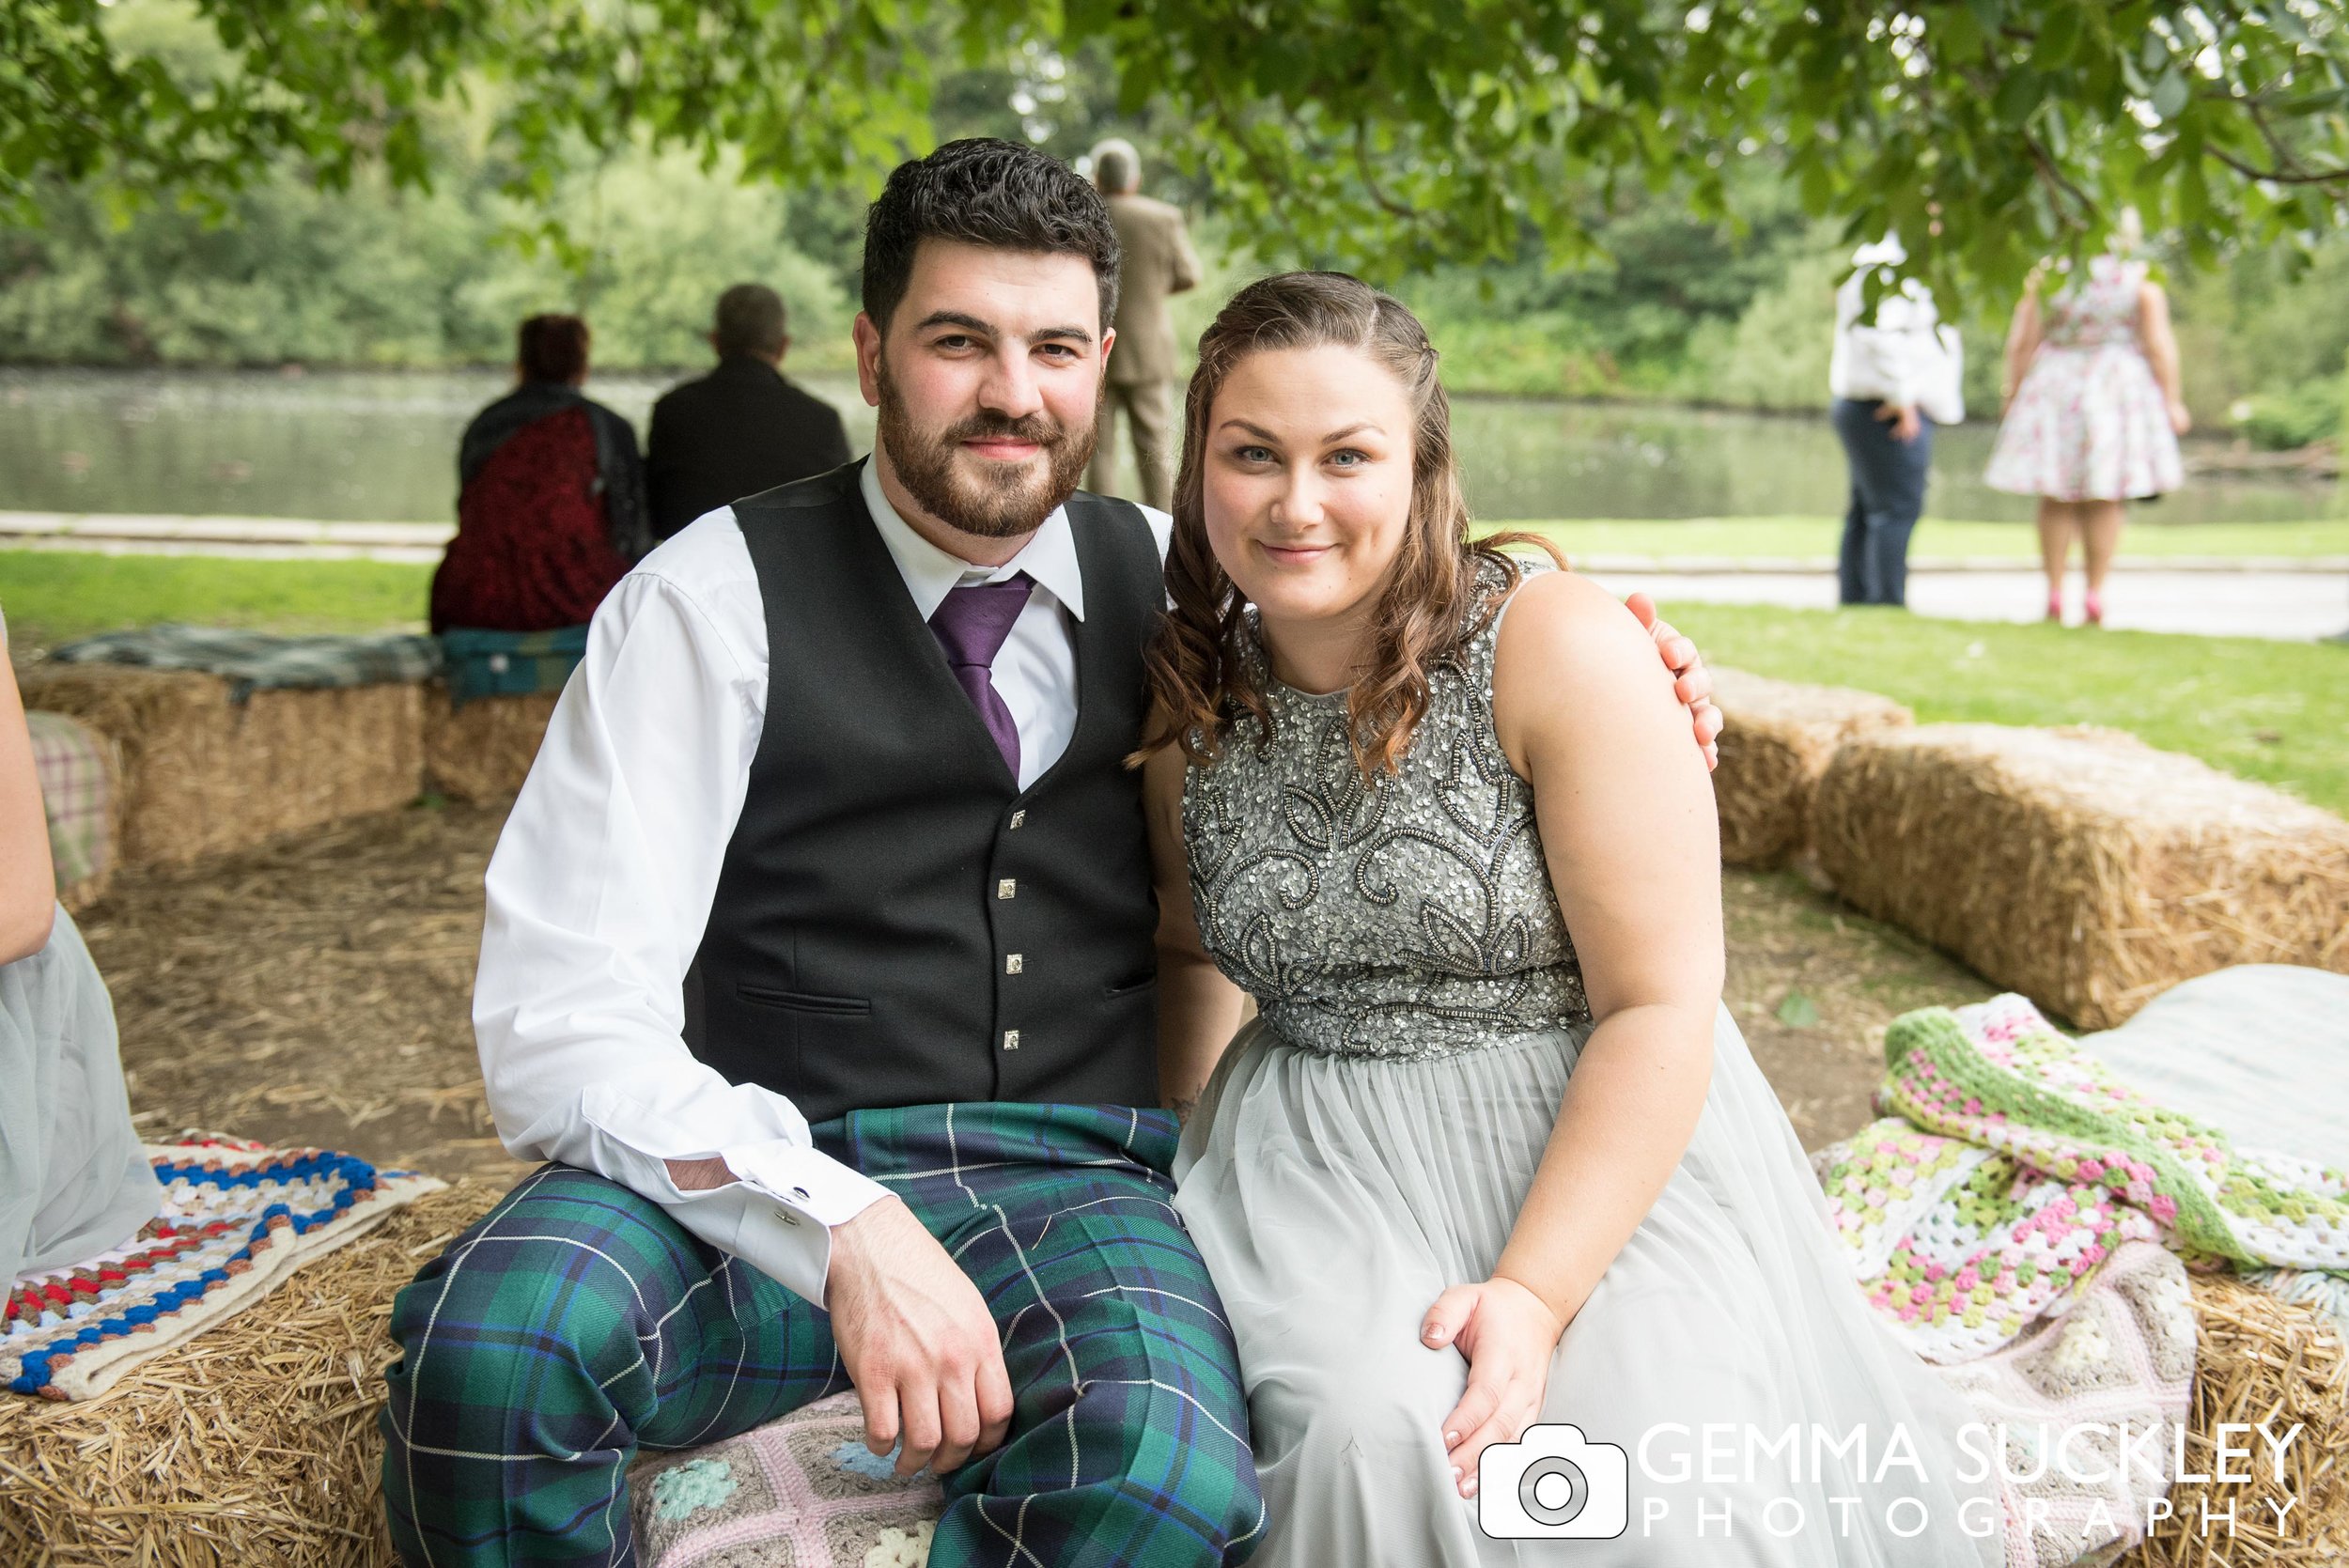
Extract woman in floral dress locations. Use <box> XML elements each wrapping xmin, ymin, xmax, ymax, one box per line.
<box><xmin>1984</xmin><ymin>219</ymin><xmax>2190</xmax><ymax>627</ymax></box>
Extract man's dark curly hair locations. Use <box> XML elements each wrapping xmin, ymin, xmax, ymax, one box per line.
<box><xmin>862</xmin><ymin>138</ymin><xmax>1121</xmax><ymax>334</ymax></box>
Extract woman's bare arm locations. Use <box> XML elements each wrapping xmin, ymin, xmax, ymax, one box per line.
<box><xmin>1487</xmin><ymin>569</ymin><xmax>1723</xmax><ymax>1329</ymax></box>
<box><xmin>1143</xmin><ymin>739</ymin><xmax>1247</xmax><ymax>1120</ymax></box>
<box><xmin>2137</xmin><ymin>281</ymin><xmax>2192</xmax><ymax>433</ymax></box>
<box><xmin>2001</xmin><ymin>283</ymin><xmax>2044</xmax><ymax>412</ymax></box>
<box><xmin>0</xmin><ymin>650</ymin><xmax>57</xmax><ymax>964</ymax></box>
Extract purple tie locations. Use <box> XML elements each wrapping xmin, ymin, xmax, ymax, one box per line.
<box><xmin>928</xmin><ymin>573</ymin><xmax>1034</xmax><ymax>778</ymax></box>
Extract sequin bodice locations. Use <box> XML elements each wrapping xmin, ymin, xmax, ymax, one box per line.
<box><xmin>1182</xmin><ymin>567</ymin><xmax>1591</xmax><ymax>1059</ymax></box>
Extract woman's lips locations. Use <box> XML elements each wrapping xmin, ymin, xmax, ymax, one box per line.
<box><xmin>1259</xmin><ymin>542</ymin><xmax>1331</xmax><ymax>566</ymax></box>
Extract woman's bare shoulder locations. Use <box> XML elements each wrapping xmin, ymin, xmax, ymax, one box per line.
<box><xmin>1497</xmin><ymin>567</ymin><xmax>1655</xmax><ymax>673</ymax></box>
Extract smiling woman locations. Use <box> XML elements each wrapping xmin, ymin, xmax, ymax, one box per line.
<box><xmin>1136</xmin><ymin>272</ymin><xmax>2006</xmax><ymax>1567</ymax></box>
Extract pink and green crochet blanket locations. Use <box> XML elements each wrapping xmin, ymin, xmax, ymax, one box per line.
<box><xmin>1814</xmin><ymin>994</ymin><xmax>2349</xmax><ymax>1364</ymax></box>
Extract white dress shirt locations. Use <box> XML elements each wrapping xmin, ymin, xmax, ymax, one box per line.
<box><xmin>1829</xmin><ymin>239</ymin><xmax>1964</xmax><ymax>423</ymax></box>
<box><xmin>474</xmin><ymin>458</ymin><xmax>1173</xmax><ymax>1304</ymax></box>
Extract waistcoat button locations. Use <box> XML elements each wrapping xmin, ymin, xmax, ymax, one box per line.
<box><xmin>1003</xmin><ymin>1029</ymin><xmax>1020</xmax><ymax>1050</ymax></box>
<box><xmin>1006</xmin><ymin>954</ymin><xmax>1024</xmax><ymax>974</ymax></box>
<box><xmin>1008</xmin><ymin>810</ymin><xmax>1027</xmax><ymax>831</ymax></box>
<box><xmin>997</xmin><ymin>878</ymin><xmax>1017</xmax><ymax>899</ymax></box>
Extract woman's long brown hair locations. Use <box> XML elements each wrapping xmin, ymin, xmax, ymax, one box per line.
<box><xmin>1132</xmin><ymin>271</ymin><xmax>1561</xmax><ymax>778</ymax></box>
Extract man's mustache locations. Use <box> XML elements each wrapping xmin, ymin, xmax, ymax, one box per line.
<box><xmin>943</xmin><ymin>411</ymin><xmax>1069</xmax><ymax>449</ymax></box>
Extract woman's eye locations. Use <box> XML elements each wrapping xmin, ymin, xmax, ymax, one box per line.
<box><xmin>1328</xmin><ymin>448</ymin><xmax>1368</xmax><ymax>469</ymax></box>
<box><xmin>1233</xmin><ymin>444</ymin><xmax>1274</xmax><ymax>464</ymax></box>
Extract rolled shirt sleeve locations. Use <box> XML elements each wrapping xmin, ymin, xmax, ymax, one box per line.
<box><xmin>473</xmin><ymin>518</ymin><xmax>892</xmax><ymax>1304</ymax></box>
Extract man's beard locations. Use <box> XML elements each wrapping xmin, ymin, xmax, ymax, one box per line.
<box><xmin>875</xmin><ymin>359</ymin><xmax>1097</xmax><ymax>539</ymax></box>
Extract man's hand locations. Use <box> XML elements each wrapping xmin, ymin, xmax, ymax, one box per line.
<box><xmin>1626</xmin><ymin>593</ymin><xmax>1722</xmax><ymax>770</ymax></box>
<box><xmin>1875</xmin><ymin>401</ymin><xmax>1924</xmax><ymax>443</ymax></box>
<box><xmin>824</xmin><ymin>1197</ymin><xmax>1015</xmax><ymax>1478</ymax></box>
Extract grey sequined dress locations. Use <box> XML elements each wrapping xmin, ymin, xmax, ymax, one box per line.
<box><xmin>1170</xmin><ymin>569</ymin><xmax>2003</xmax><ymax>1566</ymax></box>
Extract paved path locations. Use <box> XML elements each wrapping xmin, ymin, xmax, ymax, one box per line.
<box><xmin>1584</xmin><ymin>567</ymin><xmax>2349</xmax><ymax>642</ymax></box>
<box><xmin>5</xmin><ymin>512</ymin><xmax>2346</xmax><ymax>641</ymax></box>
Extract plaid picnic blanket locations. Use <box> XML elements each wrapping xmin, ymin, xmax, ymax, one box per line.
<box><xmin>24</xmin><ymin>711</ymin><xmax>114</xmax><ymax>895</ymax></box>
<box><xmin>49</xmin><ymin>624</ymin><xmax>441</xmax><ymax>704</ymax></box>
<box><xmin>437</xmin><ymin>625</ymin><xmax>588</xmax><ymax>708</ymax></box>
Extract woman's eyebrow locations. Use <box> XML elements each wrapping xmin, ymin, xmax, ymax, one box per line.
<box><xmin>1318</xmin><ymin>422</ymin><xmax>1379</xmax><ymax>444</ymax></box>
<box><xmin>1217</xmin><ymin>418</ymin><xmax>1283</xmax><ymax>442</ymax></box>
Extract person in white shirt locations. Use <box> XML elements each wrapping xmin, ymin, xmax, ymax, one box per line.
<box><xmin>379</xmin><ymin>138</ymin><xmax>1724</xmax><ymax>1568</ymax></box>
<box><xmin>1828</xmin><ymin>237</ymin><xmax>1963</xmax><ymax>607</ymax></box>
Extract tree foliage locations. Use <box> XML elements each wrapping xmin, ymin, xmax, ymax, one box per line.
<box><xmin>9</xmin><ymin>0</ymin><xmax>2349</xmax><ymax>300</ymax></box>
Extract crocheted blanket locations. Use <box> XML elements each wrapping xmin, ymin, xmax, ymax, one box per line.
<box><xmin>1815</xmin><ymin>994</ymin><xmax>2349</xmax><ymax>1365</ymax></box>
<box><xmin>3</xmin><ymin>1136</ymin><xmax>441</xmax><ymax>1400</ymax></box>
<box><xmin>630</xmin><ymin>1390</ymin><xmax>942</xmax><ymax>1568</ymax></box>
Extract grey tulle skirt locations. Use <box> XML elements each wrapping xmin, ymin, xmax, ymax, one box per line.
<box><xmin>1173</xmin><ymin>1007</ymin><xmax>2005</xmax><ymax>1567</ymax></box>
<box><xmin>0</xmin><ymin>908</ymin><xmax>160</xmax><ymax>1286</ymax></box>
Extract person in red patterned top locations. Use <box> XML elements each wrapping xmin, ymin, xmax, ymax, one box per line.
<box><xmin>428</xmin><ymin>315</ymin><xmax>653</xmax><ymax>634</ymax></box>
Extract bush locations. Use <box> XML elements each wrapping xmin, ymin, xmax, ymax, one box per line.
<box><xmin>2237</xmin><ymin>378</ymin><xmax>2343</xmax><ymax>452</ymax></box>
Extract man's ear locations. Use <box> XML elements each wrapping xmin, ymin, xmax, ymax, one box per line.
<box><xmin>1099</xmin><ymin>325</ymin><xmax>1117</xmax><ymax>373</ymax></box>
<box><xmin>852</xmin><ymin>313</ymin><xmax>883</xmax><ymax>409</ymax></box>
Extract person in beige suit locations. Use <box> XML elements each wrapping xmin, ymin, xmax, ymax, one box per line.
<box><xmin>1088</xmin><ymin>138</ymin><xmax>1201</xmax><ymax>510</ymax></box>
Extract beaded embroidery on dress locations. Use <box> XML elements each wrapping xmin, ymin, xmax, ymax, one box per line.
<box><xmin>1182</xmin><ymin>558</ymin><xmax>1589</xmax><ymax>1060</ymax></box>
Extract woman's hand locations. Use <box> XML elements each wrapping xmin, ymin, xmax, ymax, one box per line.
<box><xmin>1423</xmin><ymin>1275</ymin><xmax>1571</xmax><ymax>1498</ymax></box>
<box><xmin>2167</xmin><ymin>397</ymin><xmax>2193</xmax><ymax>436</ymax></box>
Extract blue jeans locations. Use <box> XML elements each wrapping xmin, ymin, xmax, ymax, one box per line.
<box><xmin>1830</xmin><ymin>397</ymin><xmax>1934</xmax><ymax>607</ymax></box>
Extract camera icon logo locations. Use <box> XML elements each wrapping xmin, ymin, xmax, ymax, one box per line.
<box><xmin>1476</xmin><ymin>1424</ymin><xmax>1629</xmax><ymax>1539</ymax></box>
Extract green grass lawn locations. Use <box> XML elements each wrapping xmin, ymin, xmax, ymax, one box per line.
<box><xmin>1661</xmin><ymin>602</ymin><xmax>2349</xmax><ymax>815</ymax></box>
<box><xmin>3</xmin><ymin>549</ymin><xmax>2341</xmax><ymax>818</ymax></box>
<box><xmin>1501</xmin><ymin>516</ymin><xmax>2349</xmax><ymax>560</ymax></box>
<box><xmin>0</xmin><ymin>551</ymin><xmax>432</xmax><ymax>649</ymax></box>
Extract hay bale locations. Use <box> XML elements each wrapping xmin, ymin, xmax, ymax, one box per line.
<box><xmin>1709</xmin><ymin>666</ymin><xmax>1912</xmax><ymax>867</ymax></box>
<box><xmin>421</xmin><ymin>684</ymin><xmax>558</xmax><ymax>802</ymax></box>
<box><xmin>16</xmin><ymin>665</ymin><xmax>425</xmax><ymax>866</ymax></box>
<box><xmin>0</xmin><ymin>1181</ymin><xmax>502</xmax><ymax>1568</ymax></box>
<box><xmin>2122</xmin><ymin>1271</ymin><xmax>2349</xmax><ymax>1567</ymax></box>
<box><xmin>1812</xmin><ymin>725</ymin><xmax>2349</xmax><ymax>1029</ymax></box>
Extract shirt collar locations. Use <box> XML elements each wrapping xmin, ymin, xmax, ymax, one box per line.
<box><xmin>859</xmin><ymin>453</ymin><xmax>1087</xmax><ymax>622</ymax></box>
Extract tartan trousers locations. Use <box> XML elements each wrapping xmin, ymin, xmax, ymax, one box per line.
<box><xmin>380</xmin><ymin>1103</ymin><xmax>1263</xmax><ymax>1568</ymax></box>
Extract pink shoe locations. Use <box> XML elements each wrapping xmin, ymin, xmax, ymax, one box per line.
<box><xmin>2084</xmin><ymin>591</ymin><xmax>2104</xmax><ymax>627</ymax></box>
<box><xmin>2045</xmin><ymin>591</ymin><xmax>2063</xmax><ymax>623</ymax></box>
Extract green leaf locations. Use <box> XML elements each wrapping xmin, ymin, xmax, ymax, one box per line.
<box><xmin>2153</xmin><ymin>67</ymin><xmax>2191</xmax><ymax>121</ymax></box>
<box><xmin>1776</xmin><ymin>991</ymin><xmax>1821</xmax><ymax>1030</ymax></box>
<box><xmin>1994</xmin><ymin>69</ymin><xmax>2043</xmax><ymax>126</ymax></box>
<box><xmin>2035</xmin><ymin>7</ymin><xmax>2083</xmax><ymax>70</ymax></box>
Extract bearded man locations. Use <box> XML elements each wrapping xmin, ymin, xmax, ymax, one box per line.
<box><xmin>380</xmin><ymin>138</ymin><xmax>1719</xmax><ymax>1568</ymax></box>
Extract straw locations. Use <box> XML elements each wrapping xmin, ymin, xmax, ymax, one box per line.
<box><xmin>1812</xmin><ymin>725</ymin><xmax>2349</xmax><ymax>1028</ymax></box>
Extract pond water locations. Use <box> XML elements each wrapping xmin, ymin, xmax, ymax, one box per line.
<box><xmin>0</xmin><ymin>366</ymin><xmax>2329</xmax><ymax>526</ymax></box>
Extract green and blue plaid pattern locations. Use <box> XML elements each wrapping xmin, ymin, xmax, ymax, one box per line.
<box><xmin>438</xmin><ymin>626</ymin><xmax>589</xmax><ymax>708</ymax></box>
<box><xmin>50</xmin><ymin>622</ymin><xmax>441</xmax><ymax>703</ymax></box>
<box><xmin>381</xmin><ymin>1103</ymin><xmax>1264</xmax><ymax>1568</ymax></box>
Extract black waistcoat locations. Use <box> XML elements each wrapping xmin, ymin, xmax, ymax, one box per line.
<box><xmin>683</xmin><ymin>463</ymin><xmax>1163</xmax><ymax>1124</ymax></box>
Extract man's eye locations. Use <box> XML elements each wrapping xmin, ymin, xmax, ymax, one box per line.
<box><xmin>1038</xmin><ymin>343</ymin><xmax>1078</xmax><ymax>360</ymax></box>
<box><xmin>934</xmin><ymin>334</ymin><xmax>973</xmax><ymax>350</ymax></box>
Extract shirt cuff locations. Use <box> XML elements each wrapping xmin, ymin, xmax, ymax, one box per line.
<box><xmin>719</xmin><ymin>1141</ymin><xmax>895</xmax><ymax>1302</ymax></box>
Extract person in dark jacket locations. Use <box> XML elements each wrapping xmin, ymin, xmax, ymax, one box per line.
<box><xmin>429</xmin><ymin>314</ymin><xmax>651</xmax><ymax>634</ymax></box>
<box><xmin>645</xmin><ymin>284</ymin><xmax>854</xmax><ymax>539</ymax></box>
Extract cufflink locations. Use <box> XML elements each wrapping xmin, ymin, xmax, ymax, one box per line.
<box><xmin>772</xmin><ymin>1205</ymin><xmax>801</xmax><ymax>1227</ymax></box>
